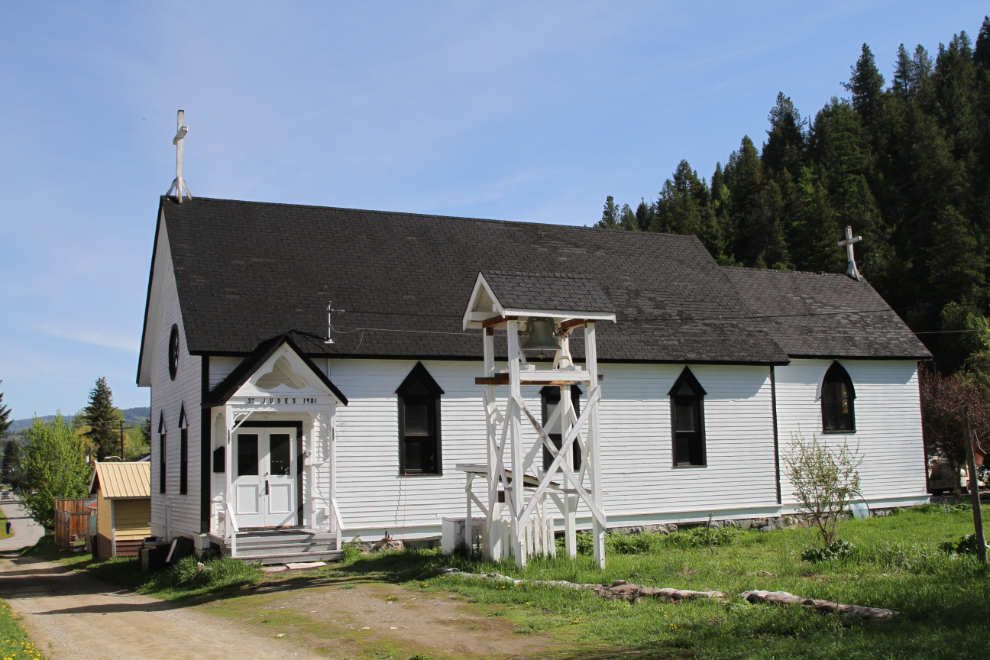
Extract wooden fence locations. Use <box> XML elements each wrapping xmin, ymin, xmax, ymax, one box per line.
<box><xmin>54</xmin><ymin>498</ymin><xmax>93</xmax><ymax>547</ymax></box>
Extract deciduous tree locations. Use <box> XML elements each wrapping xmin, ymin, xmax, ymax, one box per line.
<box><xmin>21</xmin><ymin>414</ymin><xmax>90</xmax><ymax>529</ymax></box>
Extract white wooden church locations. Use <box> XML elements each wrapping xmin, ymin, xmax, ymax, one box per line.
<box><xmin>138</xmin><ymin>118</ymin><xmax>931</xmax><ymax>565</ymax></box>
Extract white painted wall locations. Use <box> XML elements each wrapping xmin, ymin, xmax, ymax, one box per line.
<box><xmin>208</xmin><ymin>357</ymin><xmax>242</xmax><ymax>388</ymax></box>
<box><xmin>148</xmin><ymin>311</ymin><xmax>928</xmax><ymax>541</ymax></box>
<box><xmin>149</xmin><ymin>222</ymin><xmax>203</xmax><ymax>540</ymax></box>
<box><xmin>328</xmin><ymin>359</ymin><xmax>782</xmax><ymax>539</ymax></box>
<box><xmin>775</xmin><ymin>359</ymin><xmax>928</xmax><ymax>509</ymax></box>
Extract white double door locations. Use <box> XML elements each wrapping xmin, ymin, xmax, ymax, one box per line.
<box><xmin>233</xmin><ymin>428</ymin><xmax>297</xmax><ymax>528</ymax></box>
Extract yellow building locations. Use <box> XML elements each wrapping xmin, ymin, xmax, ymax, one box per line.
<box><xmin>89</xmin><ymin>462</ymin><xmax>151</xmax><ymax>560</ymax></box>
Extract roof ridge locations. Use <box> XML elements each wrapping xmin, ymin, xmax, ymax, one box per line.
<box><xmin>159</xmin><ymin>195</ymin><xmax>705</xmax><ymax>242</ymax></box>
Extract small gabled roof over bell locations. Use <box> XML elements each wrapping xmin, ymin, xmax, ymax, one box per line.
<box><xmin>463</xmin><ymin>270</ymin><xmax>617</xmax><ymax>329</ymax></box>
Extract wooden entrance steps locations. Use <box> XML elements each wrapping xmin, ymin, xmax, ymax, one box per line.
<box><xmin>223</xmin><ymin>528</ymin><xmax>342</xmax><ymax>565</ymax></box>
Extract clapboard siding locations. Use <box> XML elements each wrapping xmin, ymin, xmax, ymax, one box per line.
<box><xmin>597</xmin><ymin>364</ymin><xmax>778</xmax><ymax>517</ymax></box>
<box><xmin>208</xmin><ymin>357</ymin><xmax>242</xmax><ymax>388</ymax></box>
<box><xmin>329</xmin><ymin>360</ymin><xmax>780</xmax><ymax>537</ymax></box>
<box><xmin>775</xmin><ymin>359</ymin><xmax>928</xmax><ymax>507</ymax></box>
<box><xmin>149</xmin><ymin>222</ymin><xmax>203</xmax><ymax>540</ymax></box>
<box><xmin>113</xmin><ymin>499</ymin><xmax>152</xmax><ymax>540</ymax></box>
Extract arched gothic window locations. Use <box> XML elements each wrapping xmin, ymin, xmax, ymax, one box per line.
<box><xmin>669</xmin><ymin>367</ymin><xmax>706</xmax><ymax>466</ymax></box>
<box><xmin>396</xmin><ymin>362</ymin><xmax>444</xmax><ymax>475</ymax></box>
<box><xmin>821</xmin><ymin>362</ymin><xmax>855</xmax><ymax>433</ymax></box>
<box><xmin>158</xmin><ymin>411</ymin><xmax>166</xmax><ymax>494</ymax></box>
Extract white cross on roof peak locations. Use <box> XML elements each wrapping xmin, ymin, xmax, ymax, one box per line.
<box><xmin>837</xmin><ymin>225</ymin><xmax>862</xmax><ymax>281</ymax></box>
<box><xmin>166</xmin><ymin>110</ymin><xmax>192</xmax><ymax>203</ymax></box>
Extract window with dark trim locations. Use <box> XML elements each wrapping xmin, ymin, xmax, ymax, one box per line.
<box><xmin>669</xmin><ymin>367</ymin><xmax>706</xmax><ymax>467</ymax></box>
<box><xmin>821</xmin><ymin>362</ymin><xmax>856</xmax><ymax>433</ymax></box>
<box><xmin>158</xmin><ymin>411</ymin><xmax>166</xmax><ymax>494</ymax></box>
<box><xmin>168</xmin><ymin>323</ymin><xmax>179</xmax><ymax>381</ymax></box>
<box><xmin>178</xmin><ymin>404</ymin><xmax>189</xmax><ymax>495</ymax></box>
<box><xmin>396</xmin><ymin>362</ymin><xmax>444</xmax><ymax>476</ymax></box>
<box><xmin>541</xmin><ymin>385</ymin><xmax>582</xmax><ymax>472</ymax></box>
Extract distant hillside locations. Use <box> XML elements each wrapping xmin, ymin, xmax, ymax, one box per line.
<box><xmin>7</xmin><ymin>406</ymin><xmax>150</xmax><ymax>434</ymax></box>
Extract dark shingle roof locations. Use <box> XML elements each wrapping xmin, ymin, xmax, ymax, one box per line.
<box><xmin>481</xmin><ymin>270</ymin><xmax>615</xmax><ymax>314</ymax></box>
<box><xmin>722</xmin><ymin>267</ymin><xmax>931</xmax><ymax>359</ymax></box>
<box><xmin>152</xmin><ymin>196</ymin><xmax>924</xmax><ymax>364</ymax></box>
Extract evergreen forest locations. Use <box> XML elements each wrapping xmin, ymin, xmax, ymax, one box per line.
<box><xmin>597</xmin><ymin>17</ymin><xmax>990</xmax><ymax>374</ymax></box>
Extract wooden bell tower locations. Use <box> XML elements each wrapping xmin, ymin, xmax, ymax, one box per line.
<box><xmin>460</xmin><ymin>271</ymin><xmax>616</xmax><ymax>568</ymax></box>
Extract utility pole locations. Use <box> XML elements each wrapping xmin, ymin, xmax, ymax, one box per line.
<box><xmin>119</xmin><ymin>420</ymin><xmax>126</xmax><ymax>461</ymax></box>
<box><xmin>962</xmin><ymin>407</ymin><xmax>987</xmax><ymax>564</ymax></box>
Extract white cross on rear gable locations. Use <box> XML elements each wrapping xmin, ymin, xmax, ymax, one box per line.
<box><xmin>837</xmin><ymin>225</ymin><xmax>862</xmax><ymax>281</ymax></box>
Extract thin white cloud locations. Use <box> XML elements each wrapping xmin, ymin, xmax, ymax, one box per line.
<box><xmin>39</xmin><ymin>323</ymin><xmax>139</xmax><ymax>353</ymax></box>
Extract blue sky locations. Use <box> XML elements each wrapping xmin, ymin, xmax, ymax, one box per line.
<box><xmin>0</xmin><ymin>1</ymin><xmax>986</xmax><ymax>420</ymax></box>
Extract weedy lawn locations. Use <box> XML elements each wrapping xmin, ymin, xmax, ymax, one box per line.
<box><xmin>335</xmin><ymin>504</ymin><xmax>990</xmax><ymax>660</ymax></box>
<box><xmin>23</xmin><ymin>504</ymin><xmax>990</xmax><ymax>659</ymax></box>
<box><xmin>0</xmin><ymin>599</ymin><xmax>45</xmax><ymax>660</ymax></box>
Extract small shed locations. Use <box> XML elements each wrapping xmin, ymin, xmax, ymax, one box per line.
<box><xmin>89</xmin><ymin>462</ymin><xmax>151</xmax><ymax>560</ymax></box>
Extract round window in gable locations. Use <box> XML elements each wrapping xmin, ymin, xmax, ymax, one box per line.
<box><xmin>168</xmin><ymin>324</ymin><xmax>179</xmax><ymax>381</ymax></box>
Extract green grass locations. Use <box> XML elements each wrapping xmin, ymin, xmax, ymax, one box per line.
<box><xmin>20</xmin><ymin>536</ymin><xmax>265</xmax><ymax>602</ymax></box>
<box><xmin>18</xmin><ymin>506</ymin><xmax>990</xmax><ymax>659</ymax></box>
<box><xmin>0</xmin><ymin>505</ymin><xmax>9</xmax><ymax>540</ymax></box>
<box><xmin>0</xmin><ymin>599</ymin><xmax>45</xmax><ymax>660</ymax></box>
<box><xmin>330</xmin><ymin>505</ymin><xmax>990</xmax><ymax>659</ymax></box>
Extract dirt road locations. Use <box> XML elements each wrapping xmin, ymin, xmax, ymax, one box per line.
<box><xmin>0</xmin><ymin>499</ymin><xmax>45</xmax><ymax>552</ymax></box>
<box><xmin>0</xmin><ymin>555</ymin><xmax>329</xmax><ymax>660</ymax></box>
<box><xmin>0</xmin><ymin>500</ymin><xmax>563</xmax><ymax>659</ymax></box>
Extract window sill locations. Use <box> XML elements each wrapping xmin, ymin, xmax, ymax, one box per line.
<box><xmin>400</xmin><ymin>472</ymin><xmax>443</xmax><ymax>477</ymax></box>
<box><xmin>822</xmin><ymin>429</ymin><xmax>857</xmax><ymax>434</ymax></box>
<box><xmin>672</xmin><ymin>463</ymin><xmax>707</xmax><ymax>469</ymax></box>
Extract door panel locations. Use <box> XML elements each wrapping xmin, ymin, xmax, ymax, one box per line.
<box><xmin>231</xmin><ymin>428</ymin><xmax>298</xmax><ymax>528</ymax></box>
<box><xmin>236</xmin><ymin>484</ymin><xmax>261</xmax><ymax>514</ymax></box>
<box><xmin>232</xmin><ymin>433</ymin><xmax>264</xmax><ymax>527</ymax></box>
<box><xmin>265</xmin><ymin>432</ymin><xmax>296</xmax><ymax>527</ymax></box>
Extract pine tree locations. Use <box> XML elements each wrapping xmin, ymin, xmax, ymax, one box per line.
<box><xmin>635</xmin><ymin>200</ymin><xmax>654</xmax><ymax>232</ymax></box>
<box><xmin>911</xmin><ymin>45</ymin><xmax>935</xmax><ymax>107</ymax></box>
<box><xmin>792</xmin><ymin>169</ymin><xmax>844</xmax><ymax>273</ymax></box>
<box><xmin>83</xmin><ymin>377</ymin><xmax>121</xmax><ymax>461</ymax></box>
<box><xmin>927</xmin><ymin>205</ymin><xmax>985</xmax><ymax>305</ymax></box>
<box><xmin>596</xmin><ymin>196</ymin><xmax>619</xmax><ymax>229</ymax></box>
<box><xmin>2</xmin><ymin>439</ymin><xmax>21</xmax><ymax>487</ymax></box>
<box><xmin>844</xmin><ymin>44</ymin><xmax>886</xmax><ymax>127</ymax></box>
<box><xmin>892</xmin><ymin>44</ymin><xmax>915</xmax><ymax>98</ymax></box>
<box><xmin>763</xmin><ymin>92</ymin><xmax>806</xmax><ymax>177</ymax></box>
<box><xmin>619</xmin><ymin>204</ymin><xmax>636</xmax><ymax>231</ymax></box>
<box><xmin>975</xmin><ymin>16</ymin><xmax>990</xmax><ymax>70</ymax></box>
<box><xmin>0</xmin><ymin>381</ymin><xmax>10</xmax><ymax>440</ymax></box>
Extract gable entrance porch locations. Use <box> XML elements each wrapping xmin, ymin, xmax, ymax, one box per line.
<box><xmin>203</xmin><ymin>336</ymin><xmax>348</xmax><ymax>562</ymax></box>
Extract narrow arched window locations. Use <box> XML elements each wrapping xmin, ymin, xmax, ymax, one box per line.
<box><xmin>396</xmin><ymin>363</ymin><xmax>444</xmax><ymax>476</ymax></box>
<box><xmin>178</xmin><ymin>404</ymin><xmax>189</xmax><ymax>495</ymax></box>
<box><xmin>541</xmin><ymin>385</ymin><xmax>582</xmax><ymax>473</ymax></box>
<box><xmin>821</xmin><ymin>362</ymin><xmax>855</xmax><ymax>433</ymax></box>
<box><xmin>669</xmin><ymin>367</ymin><xmax>706</xmax><ymax>467</ymax></box>
<box><xmin>158</xmin><ymin>411</ymin><xmax>166</xmax><ymax>494</ymax></box>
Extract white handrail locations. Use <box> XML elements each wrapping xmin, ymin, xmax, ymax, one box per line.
<box><xmin>225</xmin><ymin>500</ymin><xmax>239</xmax><ymax>558</ymax></box>
<box><xmin>330</xmin><ymin>496</ymin><xmax>345</xmax><ymax>531</ymax></box>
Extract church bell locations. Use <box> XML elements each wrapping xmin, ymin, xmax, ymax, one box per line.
<box><xmin>521</xmin><ymin>318</ymin><xmax>560</xmax><ymax>354</ymax></box>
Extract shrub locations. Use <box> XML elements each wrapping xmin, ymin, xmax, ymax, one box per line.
<box><xmin>665</xmin><ymin>525</ymin><xmax>739</xmax><ymax>550</ymax></box>
<box><xmin>940</xmin><ymin>534</ymin><xmax>988</xmax><ymax>556</ymax></box>
<box><xmin>144</xmin><ymin>555</ymin><xmax>262</xmax><ymax>593</ymax></box>
<box><xmin>782</xmin><ymin>431</ymin><xmax>862</xmax><ymax>545</ymax></box>
<box><xmin>801</xmin><ymin>539</ymin><xmax>855</xmax><ymax>563</ymax></box>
